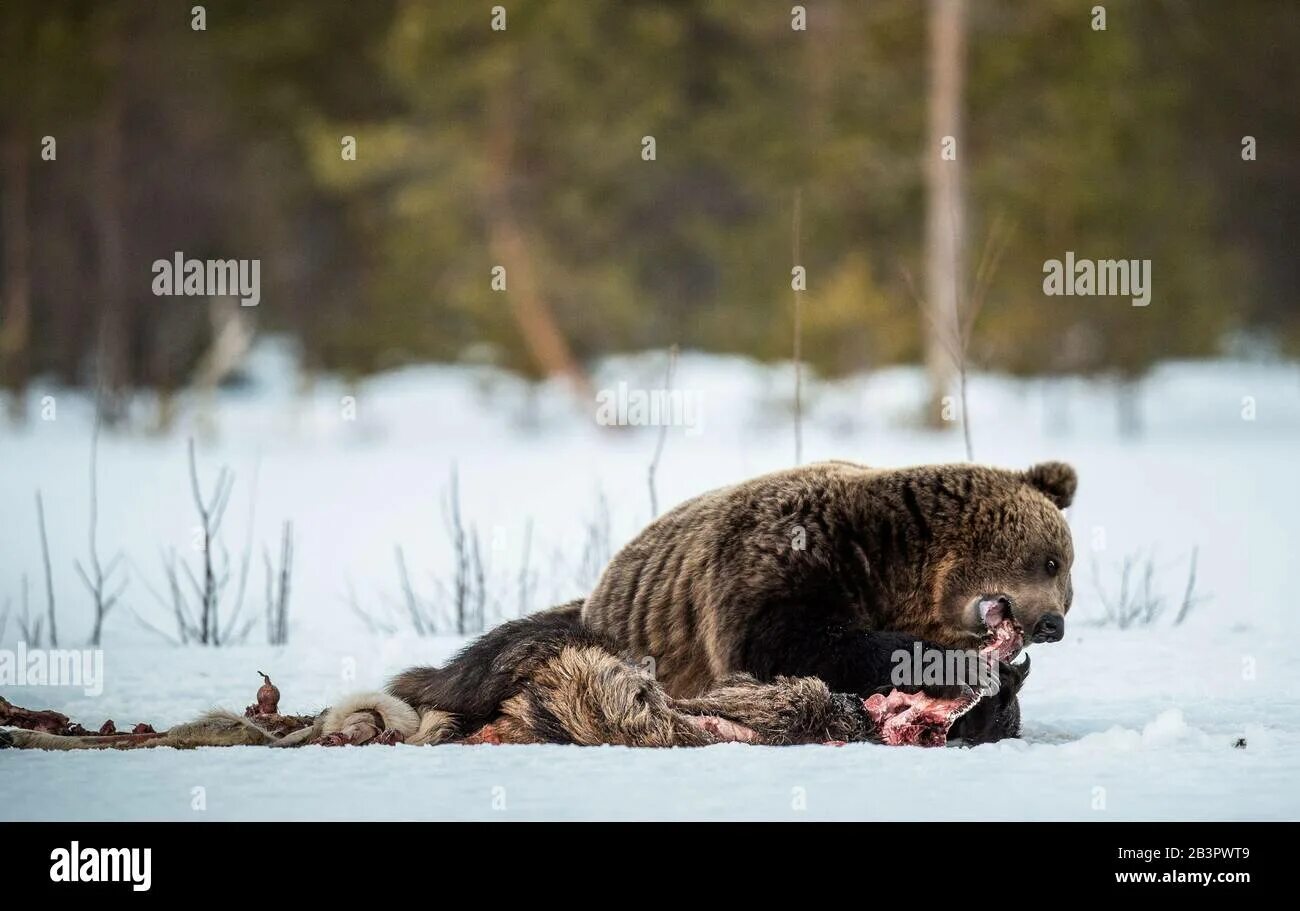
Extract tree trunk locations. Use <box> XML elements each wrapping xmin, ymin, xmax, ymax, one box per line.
<box><xmin>91</xmin><ymin>27</ymin><xmax>130</xmax><ymax>425</ymax></box>
<box><xmin>484</xmin><ymin>73</ymin><xmax>592</xmax><ymax>403</ymax></box>
<box><xmin>923</xmin><ymin>0</ymin><xmax>967</xmax><ymax>425</ymax></box>
<box><xmin>1</xmin><ymin>126</ymin><xmax>32</xmax><ymax>421</ymax></box>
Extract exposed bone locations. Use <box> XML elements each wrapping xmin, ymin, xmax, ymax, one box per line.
<box><xmin>863</xmin><ymin>686</ymin><xmax>981</xmax><ymax>747</ymax></box>
<box><xmin>0</xmin><ymin>696</ymin><xmax>72</xmax><ymax>734</ymax></box>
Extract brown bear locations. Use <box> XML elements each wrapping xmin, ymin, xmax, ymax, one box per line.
<box><xmin>581</xmin><ymin>459</ymin><xmax>1075</xmax><ymax>690</ymax></box>
<box><xmin>389</xmin><ymin>460</ymin><xmax>1076</xmax><ymax>744</ymax></box>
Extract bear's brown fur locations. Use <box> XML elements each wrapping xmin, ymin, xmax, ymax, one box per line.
<box><xmin>578</xmin><ymin>460</ymin><xmax>1075</xmax><ymax>697</ymax></box>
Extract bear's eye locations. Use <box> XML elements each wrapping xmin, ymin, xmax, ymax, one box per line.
<box><xmin>1045</xmin><ymin>558</ymin><xmax>1060</xmax><ymax>576</ymax></box>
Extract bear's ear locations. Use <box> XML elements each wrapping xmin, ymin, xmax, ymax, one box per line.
<box><xmin>1024</xmin><ymin>461</ymin><xmax>1076</xmax><ymax>509</ymax></box>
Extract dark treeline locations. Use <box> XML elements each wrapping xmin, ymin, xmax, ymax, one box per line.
<box><xmin>1</xmin><ymin>0</ymin><xmax>1297</xmax><ymax>426</ymax></box>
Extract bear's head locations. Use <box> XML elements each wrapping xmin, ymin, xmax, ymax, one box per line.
<box><xmin>931</xmin><ymin>461</ymin><xmax>1077</xmax><ymax>649</ymax></box>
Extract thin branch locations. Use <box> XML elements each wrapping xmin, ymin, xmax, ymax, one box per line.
<box><xmin>899</xmin><ymin>212</ymin><xmax>1015</xmax><ymax>462</ymax></box>
<box><xmin>442</xmin><ymin>464</ymin><xmax>468</xmax><ymax>635</ymax></box>
<box><xmin>1091</xmin><ymin>549</ymin><xmax>1191</xmax><ymax>629</ymax></box>
<box><xmin>84</xmin><ymin>391</ymin><xmax>112</xmax><ymax>644</ymax></box>
<box><xmin>577</xmin><ymin>487</ymin><xmax>612</xmax><ymax>591</ymax></box>
<box><xmin>219</xmin><ymin>551</ymin><xmax>252</xmax><ymax>644</ymax></box>
<box><xmin>180</xmin><ymin>559</ymin><xmax>204</xmax><ymax>608</ymax></box>
<box><xmin>125</xmin><ymin>604</ymin><xmax>181</xmax><ymax>645</ymax></box>
<box><xmin>518</xmin><ymin>517</ymin><xmax>534</xmax><ymax>617</ymax></box>
<box><xmin>35</xmin><ymin>490</ymin><xmax>56</xmax><ymax>647</ymax></box>
<box><xmin>1173</xmin><ymin>547</ymin><xmax>1207</xmax><ymax>625</ymax></box>
<box><xmin>346</xmin><ymin>577</ymin><xmax>397</xmax><ymax>636</ymax></box>
<box><xmin>469</xmin><ymin>526</ymin><xmax>487</xmax><ymax>633</ymax></box>
<box><xmin>187</xmin><ymin>438</ymin><xmax>208</xmax><ymax>523</ymax></box>
<box><xmin>16</xmin><ymin>574</ymin><xmax>35</xmax><ymax>645</ymax></box>
<box><xmin>277</xmin><ymin>522</ymin><xmax>293</xmax><ymax>644</ymax></box>
<box><xmin>73</xmin><ymin>560</ymin><xmax>94</xmax><ymax>597</ymax></box>
<box><xmin>963</xmin><ymin>214</ymin><xmax>1012</xmax><ymax>350</ymax></box>
<box><xmin>127</xmin><ymin>555</ymin><xmax>171</xmax><ymax>614</ymax></box>
<box><xmin>88</xmin><ymin>392</ymin><xmax>102</xmax><ymax>576</ymax></box>
<box><xmin>102</xmin><ymin>551</ymin><xmax>124</xmax><ymax>582</ymax></box>
<box><xmin>161</xmin><ymin>548</ymin><xmax>194</xmax><ymax>644</ymax></box>
<box><xmin>948</xmin><ymin>199</ymin><xmax>970</xmax><ymax>460</ymax></box>
<box><xmin>792</xmin><ymin>187</ymin><xmax>804</xmax><ymax>466</ymax></box>
<box><xmin>261</xmin><ymin>522</ymin><xmax>293</xmax><ymax>646</ymax></box>
<box><xmin>899</xmin><ymin>261</ymin><xmax>962</xmax><ymax>364</ymax></box>
<box><xmin>103</xmin><ymin>574</ymin><xmax>129</xmax><ymax>613</ymax></box>
<box><xmin>186</xmin><ymin>438</ymin><xmax>236</xmax><ymax>644</ymax></box>
<box><xmin>228</xmin><ymin>614</ymin><xmax>258</xmax><ymax>645</ymax></box>
<box><xmin>263</xmin><ymin>547</ymin><xmax>274</xmax><ymax>638</ymax></box>
<box><xmin>394</xmin><ymin>545</ymin><xmax>426</xmax><ymax>637</ymax></box>
<box><xmin>223</xmin><ymin>459</ymin><xmax>260</xmax><ymax>642</ymax></box>
<box><xmin>647</xmin><ymin>344</ymin><xmax>678</xmax><ymax>518</ymax></box>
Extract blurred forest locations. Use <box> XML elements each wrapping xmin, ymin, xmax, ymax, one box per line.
<box><xmin>0</xmin><ymin>0</ymin><xmax>1297</xmax><ymax>428</ymax></box>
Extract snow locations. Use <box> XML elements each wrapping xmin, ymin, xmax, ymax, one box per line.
<box><xmin>2</xmin><ymin>341</ymin><xmax>1298</xmax><ymax>820</ymax></box>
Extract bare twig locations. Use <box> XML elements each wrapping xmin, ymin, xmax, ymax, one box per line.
<box><xmin>1173</xmin><ymin>547</ymin><xmax>1208</xmax><ymax>625</ymax></box>
<box><xmin>1092</xmin><ymin>552</ymin><xmax>1150</xmax><ymax>628</ymax></box>
<box><xmin>0</xmin><ymin>595</ymin><xmax>9</xmax><ymax>644</ymax></box>
<box><xmin>76</xmin><ymin>398</ymin><xmax>126</xmax><ymax>645</ymax></box>
<box><xmin>469</xmin><ymin>527</ymin><xmax>487</xmax><ymax>633</ymax></box>
<box><xmin>518</xmin><ymin>517</ymin><xmax>535</xmax><ymax>617</ymax></box>
<box><xmin>953</xmin><ymin>214</ymin><xmax>1013</xmax><ymax>461</ymax></box>
<box><xmin>346</xmin><ymin>577</ymin><xmax>397</xmax><ymax>636</ymax></box>
<box><xmin>160</xmin><ymin>548</ymin><xmax>194</xmax><ymax>644</ymax></box>
<box><xmin>278</xmin><ymin>522</ymin><xmax>293</xmax><ymax>642</ymax></box>
<box><xmin>900</xmin><ymin>214</ymin><xmax>1014</xmax><ymax>461</ymax></box>
<box><xmin>35</xmin><ymin>490</ymin><xmax>56</xmax><ymax>647</ymax></box>
<box><xmin>359</xmin><ymin>472</ymin><xmax>543</xmax><ymax>637</ymax></box>
<box><xmin>126</xmin><ymin>442</ymin><xmax>248</xmax><ymax>647</ymax></box>
<box><xmin>792</xmin><ymin>188</ymin><xmax>804</xmax><ymax>466</ymax></box>
<box><xmin>577</xmin><ymin>488</ymin><xmax>612</xmax><ymax>591</ymax></box>
<box><xmin>442</xmin><ymin>464</ymin><xmax>468</xmax><ymax>634</ymax></box>
<box><xmin>220</xmin><ymin>459</ymin><xmax>260</xmax><ymax>644</ymax></box>
<box><xmin>1091</xmin><ymin>547</ymin><xmax>1206</xmax><ymax>629</ymax></box>
<box><xmin>264</xmin><ymin>521</ymin><xmax>293</xmax><ymax>645</ymax></box>
<box><xmin>186</xmin><ymin>438</ymin><xmax>235</xmax><ymax>644</ymax></box>
<box><xmin>179</xmin><ymin>558</ymin><xmax>205</xmax><ymax>608</ymax></box>
<box><xmin>647</xmin><ymin>345</ymin><xmax>679</xmax><ymax>518</ymax></box>
<box><xmin>127</xmin><ymin>555</ymin><xmax>171</xmax><ymax>616</ymax></box>
<box><xmin>394</xmin><ymin>545</ymin><xmax>427</xmax><ymax>637</ymax></box>
<box><xmin>16</xmin><ymin>574</ymin><xmax>38</xmax><ymax>645</ymax></box>
<box><xmin>125</xmin><ymin>604</ymin><xmax>181</xmax><ymax>645</ymax></box>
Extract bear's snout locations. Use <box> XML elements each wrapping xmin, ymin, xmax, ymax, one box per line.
<box><xmin>1031</xmin><ymin>612</ymin><xmax>1065</xmax><ymax>643</ymax></box>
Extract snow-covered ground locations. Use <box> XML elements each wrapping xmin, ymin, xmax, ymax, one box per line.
<box><xmin>2</xmin><ymin>341</ymin><xmax>1298</xmax><ymax>820</ymax></box>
